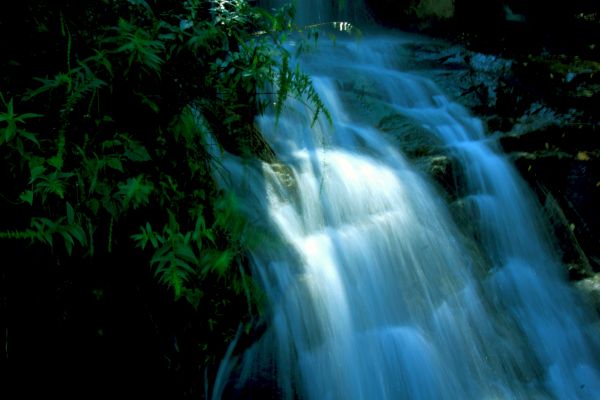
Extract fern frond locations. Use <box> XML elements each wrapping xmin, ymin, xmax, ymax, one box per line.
<box><xmin>0</xmin><ymin>229</ymin><xmax>40</xmax><ymax>241</ymax></box>
<box><xmin>108</xmin><ymin>18</ymin><xmax>166</xmax><ymax>75</ymax></box>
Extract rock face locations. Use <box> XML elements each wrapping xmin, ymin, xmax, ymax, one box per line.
<box><xmin>310</xmin><ymin>0</ymin><xmax>599</xmax><ymax>303</ymax></box>
<box><xmin>332</xmin><ymin>38</ymin><xmax>599</xmax><ymax>276</ymax></box>
<box><xmin>576</xmin><ymin>274</ymin><xmax>600</xmax><ymax>317</ymax></box>
<box><xmin>366</xmin><ymin>0</ymin><xmax>455</xmax><ymax>27</ymax></box>
<box><xmin>413</xmin><ymin>0</ymin><xmax>455</xmax><ymax>19</ymax></box>
<box><xmin>327</xmin><ymin>30</ymin><xmax>599</xmax><ymax>308</ymax></box>
<box><xmin>400</xmin><ymin>38</ymin><xmax>600</xmax><ymax>300</ymax></box>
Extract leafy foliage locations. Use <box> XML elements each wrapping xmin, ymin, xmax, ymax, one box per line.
<box><xmin>0</xmin><ymin>0</ymin><xmax>323</xmax><ymax>297</ymax></box>
<box><xmin>0</xmin><ymin>0</ymin><xmax>327</xmax><ymax>392</ymax></box>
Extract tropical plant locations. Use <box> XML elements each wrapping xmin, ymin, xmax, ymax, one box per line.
<box><xmin>0</xmin><ymin>0</ymin><xmax>327</xmax><ymax>394</ymax></box>
<box><xmin>1</xmin><ymin>0</ymin><xmax>325</xmax><ymax>301</ymax></box>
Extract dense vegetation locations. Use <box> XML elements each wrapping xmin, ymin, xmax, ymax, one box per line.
<box><xmin>0</xmin><ymin>1</ymin><xmax>326</xmax><ymax>397</ymax></box>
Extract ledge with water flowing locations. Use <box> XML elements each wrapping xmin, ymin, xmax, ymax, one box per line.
<box><xmin>212</xmin><ymin>18</ymin><xmax>600</xmax><ymax>398</ymax></box>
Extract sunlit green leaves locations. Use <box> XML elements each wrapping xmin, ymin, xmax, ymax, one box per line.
<box><xmin>129</xmin><ymin>193</ymin><xmax>246</xmax><ymax>302</ymax></box>
<box><xmin>206</xmin><ymin>3</ymin><xmax>330</xmax><ymax>129</ymax></box>
<box><xmin>0</xmin><ymin>0</ymin><xmax>318</xmax><ymax>318</ymax></box>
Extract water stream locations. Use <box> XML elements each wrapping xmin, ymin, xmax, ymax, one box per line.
<box><xmin>212</xmin><ymin>5</ymin><xmax>600</xmax><ymax>400</ymax></box>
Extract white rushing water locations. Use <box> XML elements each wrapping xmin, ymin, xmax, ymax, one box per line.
<box><xmin>212</xmin><ymin>7</ymin><xmax>600</xmax><ymax>400</ymax></box>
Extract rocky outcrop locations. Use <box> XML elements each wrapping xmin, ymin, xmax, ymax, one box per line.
<box><xmin>317</xmin><ymin>30</ymin><xmax>599</xmax><ymax>306</ymax></box>
<box><xmin>576</xmin><ymin>274</ymin><xmax>600</xmax><ymax>316</ymax></box>
<box><xmin>403</xmin><ymin>39</ymin><xmax>600</xmax><ymax>292</ymax></box>
<box><xmin>412</xmin><ymin>0</ymin><xmax>455</xmax><ymax>19</ymax></box>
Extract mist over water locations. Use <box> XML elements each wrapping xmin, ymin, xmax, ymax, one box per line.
<box><xmin>212</xmin><ymin>3</ymin><xmax>600</xmax><ymax>399</ymax></box>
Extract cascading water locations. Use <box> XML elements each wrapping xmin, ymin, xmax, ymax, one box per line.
<box><xmin>212</xmin><ymin>4</ymin><xmax>600</xmax><ymax>400</ymax></box>
<box><xmin>259</xmin><ymin>0</ymin><xmax>366</xmax><ymax>25</ymax></box>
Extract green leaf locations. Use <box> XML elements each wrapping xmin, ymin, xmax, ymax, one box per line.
<box><xmin>203</xmin><ymin>229</ymin><xmax>215</xmax><ymax>245</ymax></box>
<box><xmin>29</xmin><ymin>165</ymin><xmax>46</xmax><ymax>183</ymax></box>
<box><xmin>174</xmin><ymin>243</ymin><xmax>199</xmax><ymax>265</ymax></box>
<box><xmin>102</xmin><ymin>139</ymin><xmax>122</xmax><ymax>150</ymax></box>
<box><xmin>88</xmin><ymin>199</ymin><xmax>100</xmax><ymax>215</ymax></box>
<box><xmin>67</xmin><ymin>224</ymin><xmax>86</xmax><ymax>246</ymax></box>
<box><xmin>146</xmin><ymin>223</ymin><xmax>159</xmax><ymax>248</ymax></box>
<box><xmin>20</xmin><ymin>191</ymin><xmax>33</xmax><ymax>205</ymax></box>
<box><xmin>124</xmin><ymin>142</ymin><xmax>151</xmax><ymax>161</ymax></box>
<box><xmin>171</xmin><ymin>267</ymin><xmax>184</xmax><ymax>299</ymax></box>
<box><xmin>212</xmin><ymin>250</ymin><xmax>234</xmax><ymax>276</ymax></box>
<box><xmin>66</xmin><ymin>201</ymin><xmax>75</xmax><ymax>225</ymax></box>
<box><xmin>36</xmin><ymin>171</ymin><xmax>72</xmax><ymax>199</ymax></box>
<box><xmin>59</xmin><ymin>230</ymin><xmax>75</xmax><ymax>255</ymax></box>
<box><xmin>184</xmin><ymin>288</ymin><xmax>203</xmax><ymax>310</ymax></box>
<box><xmin>136</xmin><ymin>92</ymin><xmax>160</xmax><ymax>113</ymax></box>
<box><xmin>174</xmin><ymin>257</ymin><xmax>195</xmax><ymax>275</ymax></box>
<box><xmin>102</xmin><ymin>197</ymin><xmax>119</xmax><ymax>218</ymax></box>
<box><xmin>48</xmin><ymin>155</ymin><xmax>63</xmax><ymax>170</ymax></box>
<box><xmin>26</xmin><ymin>73</ymin><xmax>71</xmax><ymax>99</ymax></box>
<box><xmin>19</xmin><ymin>130</ymin><xmax>40</xmax><ymax>146</ymax></box>
<box><xmin>106</xmin><ymin>157</ymin><xmax>124</xmax><ymax>172</ymax></box>
<box><xmin>17</xmin><ymin>112</ymin><xmax>43</xmax><ymax>121</ymax></box>
<box><xmin>117</xmin><ymin>175</ymin><xmax>154</xmax><ymax>209</ymax></box>
<box><xmin>2</xmin><ymin>120</ymin><xmax>16</xmax><ymax>143</ymax></box>
<box><xmin>132</xmin><ymin>222</ymin><xmax>160</xmax><ymax>250</ymax></box>
<box><xmin>111</xmin><ymin>18</ymin><xmax>165</xmax><ymax>75</ymax></box>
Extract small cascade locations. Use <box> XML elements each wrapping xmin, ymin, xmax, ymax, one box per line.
<box><xmin>212</xmin><ymin>4</ymin><xmax>600</xmax><ymax>399</ymax></box>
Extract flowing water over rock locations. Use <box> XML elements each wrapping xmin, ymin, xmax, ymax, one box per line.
<box><xmin>211</xmin><ymin>20</ymin><xmax>600</xmax><ymax>400</ymax></box>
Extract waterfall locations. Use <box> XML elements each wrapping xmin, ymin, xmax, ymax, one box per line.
<box><xmin>212</xmin><ymin>4</ymin><xmax>600</xmax><ymax>399</ymax></box>
<box><xmin>259</xmin><ymin>0</ymin><xmax>366</xmax><ymax>25</ymax></box>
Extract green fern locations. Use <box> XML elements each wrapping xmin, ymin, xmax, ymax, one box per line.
<box><xmin>0</xmin><ymin>0</ymin><xmax>328</xmax><ymax>315</ymax></box>
<box><xmin>141</xmin><ymin>214</ymin><xmax>200</xmax><ymax>299</ymax></box>
<box><xmin>117</xmin><ymin>175</ymin><xmax>154</xmax><ymax>210</ymax></box>
<box><xmin>105</xmin><ymin>18</ymin><xmax>166</xmax><ymax>75</ymax></box>
<box><xmin>0</xmin><ymin>229</ymin><xmax>40</xmax><ymax>241</ymax></box>
<box><xmin>25</xmin><ymin>61</ymin><xmax>106</xmax><ymax>117</ymax></box>
<box><xmin>0</xmin><ymin>95</ymin><xmax>42</xmax><ymax>146</ymax></box>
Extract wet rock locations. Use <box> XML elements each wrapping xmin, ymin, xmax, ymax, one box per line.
<box><xmin>466</xmin><ymin>53</ymin><xmax>513</xmax><ymax>109</ymax></box>
<box><xmin>412</xmin><ymin>0</ymin><xmax>455</xmax><ymax>19</ymax></box>
<box><xmin>540</xmin><ymin>188</ymin><xmax>595</xmax><ymax>279</ymax></box>
<box><xmin>575</xmin><ymin>274</ymin><xmax>600</xmax><ymax>316</ymax></box>
<box><xmin>449</xmin><ymin>198</ymin><xmax>471</xmax><ymax>232</ymax></box>
<box><xmin>415</xmin><ymin>155</ymin><xmax>458</xmax><ymax>199</ymax></box>
<box><xmin>406</xmin><ymin>38</ymin><xmax>600</xmax><ymax>279</ymax></box>
<box><xmin>407</xmin><ymin>43</ymin><xmax>518</xmax><ymax>114</ymax></box>
<box><xmin>377</xmin><ymin>114</ymin><xmax>441</xmax><ymax>157</ymax></box>
<box><xmin>337</xmin><ymin>36</ymin><xmax>600</xmax><ymax>281</ymax></box>
<box><xmin>512</xmin><ymin>148</ymin><xmax>600</xmax><ymax>274</ymax></box>
<box><xmin>511</xmin><ymin>55</ymin><xmax>600</xmax><ymax>114</ymax></box>
<box><xmin>499</xmin><ymin>102</ymin><xmax>600</xmax><ymax>277</ymax></box>
<box><xmin>367</xmin><ymin>0</ymin><xmax>456</xmax><ymax>28</ymax></box>
<box><xmin>334</xmin><ymin>67</ymin><xmax>461</xmax><ymax>202</ymax></box>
